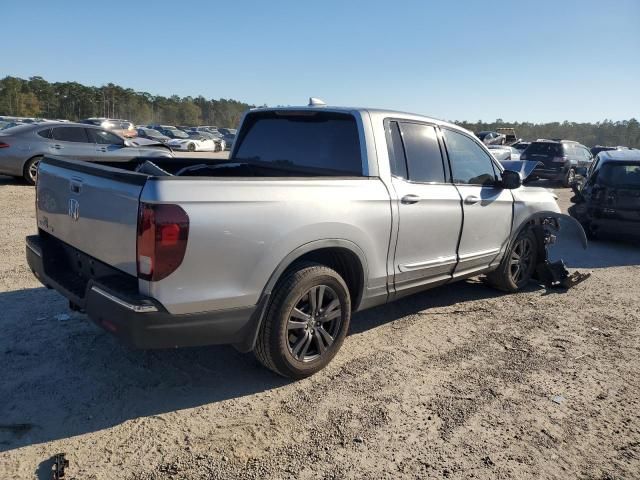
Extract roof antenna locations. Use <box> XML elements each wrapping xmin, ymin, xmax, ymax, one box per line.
<box><xmin>308</xmin><ymin>97</ymin><xmax>327</xmax><ymax>107</ymax></box>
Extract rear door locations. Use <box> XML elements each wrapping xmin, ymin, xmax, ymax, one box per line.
<box><xmin>441</xmin><ymin>128</ymin><xmax>513</xmax><ymax>278</ymax></box>
<box><xmin>388</xmin><ymin>120</ymin><xmax>463</xmax><ymax>294</ymax></box>
<box><xmin>49</xmin><ymin>126</ymin><xmax>95</xmax><ymax>160</ymax></box>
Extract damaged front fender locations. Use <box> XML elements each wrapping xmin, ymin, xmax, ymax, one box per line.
<box><xmin>520</xmin><ymin>212</ymin><xmax>590</xmax><ymax>289</ymax></box>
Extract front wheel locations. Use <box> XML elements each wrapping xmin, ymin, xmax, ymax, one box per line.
<box><xmin>254</xmin><ymin>263</ymin><xmax>351</xmax><ymax>379</ymax></box>
<box><xmin>187</xmin><ymin>143</ymin><xmax>196</xmax><ymax>152</ymax></box>
<box><xmin>563</xmin><ymin>168</ymin><xmax>576</xmax><ymax>187</ymax></box>
<box><xmin>23</xmin><ymin>156</ymin><xmax>42</xmax><ymax>185</ymax></box>
<box><xmin>486</xmin><ymin>228</ymin><xmax>538</xmax><ymax>292</ymax></box>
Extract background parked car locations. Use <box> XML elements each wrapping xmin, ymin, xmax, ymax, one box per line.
<box><xmin>496</xmin><ymin>127</ymin><xmax>518</xmax><ymax>144</ymax></box>
<box><xmin>80</xmin><ymin>118</ymin><xmax>136</xmax><ymax>138</ymax></box>
<box><xmin>0</xmin><ymin>122</ymin><xmax>174</xmax><ymax>184</ymax></box>
<box><xmin>486</xmin><ymin>145</ymin><xmax>513</xmax><ymax>162</ymax></box>
<box><xmin>506</xmin><ymin>141</ymin><xmax>530</xmax><ymax>161</ymax></box>
<box><xmin>520</xmin><ymin>139</ymin><xmax>593</xmax><ymax>186</ymax></box>
<box><xmin>569</xmin><ymin>149</ymin><xmax>640</xmax><ymax>239</ymax></box>
<box><xmin>590</xmin><ymin>145</ymin><xmax>629</xmax><ymax>157</ymax></box>
<box><xmin>158</xmin><ymin>127</ymin><xmax>190</xmax><ymax>139</ymax></box>
<box><xmin>136</xmin><ymin>127</ymin><xmax>170</xmax><ymax>143</ymax></box>
<box><xmin>475</xmin><ymin>131</ymin><xmax>507</xmax><ymax>145</ymax></box>
<box><xmin>186</xmin><ymin>131</ymin><xmax>225</xmax><ymax>151</ymax></box>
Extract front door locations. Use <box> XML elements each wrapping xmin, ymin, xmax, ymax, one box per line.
<box><xmin>387</xmin><ymin>120</ymin><xmax>463</xmax><ymax>296</ymax></box>
<box><xmin>441</xmin><ymin>127</ymin><xmax>513</xmax><ymax>278</ymax></box>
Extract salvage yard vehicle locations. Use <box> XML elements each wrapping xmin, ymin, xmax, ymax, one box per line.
<box><xmin>520</xmin><ymin>139</ymin><xmax>593</xmax><ymax>187</ymax></box>
<box><xmin>475</xmin><ymin>130</ymin><xmax>507</xmax><ymax>145</ymax></box>
<box><xmin>25</xmin><ymin>101</ymin><xmax>586</xmax><ymax>379</ymax></box>
<box><xmin>0</xmin><ymin>122</ymin><xmax>174</xmax><ymax>185</ymax></box>
<box><xmin>167</xmin><ymin>132</ymin><xmax>222</xmax><ymax>152</ymax></box>
<box><xmin>569</xmin><ymin>149</ymin><xmax>640</xmax><ymax>239</ymax></box>
<box><xmin>80</xmin><ymin>118</ymin><xmax>137</xmax><ymax>138</ymax></box>
<box><xmin>496</xmin><ymin>127</ymin><xmax>518</xmax><ymax>145</ymax></box>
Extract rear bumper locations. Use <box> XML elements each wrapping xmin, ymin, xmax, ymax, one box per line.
<box><xmin>533</xmin><ymin>168</ymin><xmax>566</xmax><ymax>181</ymax></box>
<box><xmin>26</xmin><ymin>235</ymin><xmax>263</xmax><ymax>351</ymax></box>
<box><xmin>590</xmin><ymin>218</ymin><xmax>640</xmax><ymax>238</ymax></box>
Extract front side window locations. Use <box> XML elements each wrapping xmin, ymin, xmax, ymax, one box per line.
<box><xmin>398</xmin><ymin>122</ymin><xmax>445</xmax><ymax>183</ymax></box>
<box><xmin>51</xmin><ymin>127</ymin><xmax>89</xmax><ymax>143</ymax></box>
<box><xmin>443</xmin><ymin>128</ymin><xmax>498</xmax><ymax>185</ymax></box>
<box><xmin>234</xmin><ymin>111</ymin><xmax>362</xmax><ymax>175</ymax></box>
<box><xmin>88</xmin><ymin>129</ymin><xmax>124</xmax><ymax>145</ymax></box>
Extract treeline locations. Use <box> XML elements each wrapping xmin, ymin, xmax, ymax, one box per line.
<box><xmin>454</xmin><ymin>119</ymin><xmax>640</xmax><ymax>148</ymax></box>
<box><xmin>2</xmin><ymin>76</ymin><xmax>639</xmax><ymax>147</ymax></box>
<box><xmin>0</xmin><ymin>76</ymin><xmax>253</xmax><ymax>128</ymax></box>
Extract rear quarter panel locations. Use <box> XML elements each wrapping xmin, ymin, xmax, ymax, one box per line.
<box><xmin>140</xmin><ymin>178</ymin><xmax>392</xmax><ymax>315</ymax></box>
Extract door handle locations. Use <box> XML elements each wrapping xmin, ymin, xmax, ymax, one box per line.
<box><xmin>464</xmin><ymin>195</ymin><xmax>481</xmax><ymax>205</ymax></box>
<box><xmin>401</xmin><ymin>194</ymin><xmax>421</xmax><ymax>205</ymax></box>
<box><xmin>52</xmin><ymin>144</ymin><xmax>62</xmax><ymax>149</ymax></box>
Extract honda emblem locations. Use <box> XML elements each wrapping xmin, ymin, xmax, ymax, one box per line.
<box><xmin>68</xmin><ymin>198</ymin><xmax>80</xmax><ymax>221</ymax></box>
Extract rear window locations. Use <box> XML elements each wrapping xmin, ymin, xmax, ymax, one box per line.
<box><xmin>233</xmin><ymin>111</ymin><xmax>362</xmax><ymax>176</ymax></box>
<box><xmin>525</xmin><ymin>142</ymin><xmax>562</xmax><ymax>156</ymax></box>
<box><xmin>597</xmin><ymin>163</ymin><xmax>640</xmax><ymax>188</ymax></box>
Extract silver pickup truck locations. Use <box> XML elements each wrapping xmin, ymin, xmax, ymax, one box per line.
<box><xmin>26</xmin><ymin>103</ymin><xmax>584</xmax><ymax>378</ymax></box>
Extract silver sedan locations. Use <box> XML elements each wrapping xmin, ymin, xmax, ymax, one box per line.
<box><xmin>0</xmin><ymin>122</ymin><xmax>174</xmax><ymax>184</ymax></box>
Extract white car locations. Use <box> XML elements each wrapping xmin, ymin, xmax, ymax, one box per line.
<box><xmin>167</xmin><ymin>137</ymin><xmax>221</xmax><ymax>152</ymax></box>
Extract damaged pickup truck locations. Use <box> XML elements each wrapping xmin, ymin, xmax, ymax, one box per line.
<box><xmin>26</xmin><ymin>101</ymin><xmax>586</xmax><ymax>378</ymax></box>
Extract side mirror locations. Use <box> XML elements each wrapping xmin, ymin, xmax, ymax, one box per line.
<box><xmin>123</xmin><ymin>139</ymin><xmax>133</xmax><ymax>147</ymax></box>
<box><xmin>500</xmin><ymin>169</ymin><xmax>522</xmax><ymax>189</ymax></box>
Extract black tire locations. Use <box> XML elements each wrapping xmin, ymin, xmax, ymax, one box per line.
<box><xmin>486</xmin><ymin>228</ymin><xmax>538</xmax><ymax>292</ymax></box>
<box><xmin>23</xmin><ymin>156</ymin><xmax>42</xmax><ymax>185</ymax></box>
<box><xmin>562</xmin><ymin>168</ymin><xmax>576</xmax><ymax>188</ymax></box>
<box><xmin>254</xmin><ymin>263</ymin><xmax>351</xmax><ymax>379</ymax></box>
<box><xmin>187</xmin><ymin>143</ymin><xmax>196</xmax><ymax>152</ymax></box>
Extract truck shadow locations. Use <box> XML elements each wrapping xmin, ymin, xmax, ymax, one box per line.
<box><xmin>0</xmin><ymin>243</ymin><xmax>634</xmax><ymax>456</ymax></box>
<box><xmin>0</xmin><ymin>280</ymin><xmax>507</xmax><ymax>454</ymax></box>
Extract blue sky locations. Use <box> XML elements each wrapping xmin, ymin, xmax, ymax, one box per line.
<box><xmin>3</xmin><ymin>0</ymin><xmax>639</xmax><ymax>123</ymax></box>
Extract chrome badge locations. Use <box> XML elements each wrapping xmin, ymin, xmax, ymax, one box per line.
<box><xmin>68</xmin><ymin>198</ymin><xmax>80</xmax><ymax>221</ymax></box>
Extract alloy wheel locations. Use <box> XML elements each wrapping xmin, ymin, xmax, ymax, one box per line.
<box><xmin>509</xmin><ymin>237</ymin><xmax>534</xmax><ymax>284</ymax></box>
<box><xmin>286</xmin><ymin>285</ymin><xmax>342</xmax><ymax>363</ymax></box>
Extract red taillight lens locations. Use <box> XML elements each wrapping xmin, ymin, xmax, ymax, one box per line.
<box><xmin>0</xmin><ymin>142</ymin><xmax>10</xmax><ymax>148</ymax></box>
<box><xmin>137</xmin><ymin>203</ymin><xmax>189</xmax><ymax>281</ymax></box>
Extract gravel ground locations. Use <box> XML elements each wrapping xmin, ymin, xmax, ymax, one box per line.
<box><xmin>0</xmin><ymin>174</ymin><xmax>639</xmax><ymax>480</ymax></box>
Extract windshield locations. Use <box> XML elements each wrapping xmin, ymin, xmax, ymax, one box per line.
<box><xmin>597</xmin><ymin>163</ymin><xmax>640</xmax><ymax>188</ymax></box>
<box><xmin>233</xmin><ymin>111</ymin><xmax>362</xmax><ymax>176</ymax></box>
<box><xmin>170</xmin><ymin>129</ymin><xmax>189</xmax><ymax>138</ymax></box>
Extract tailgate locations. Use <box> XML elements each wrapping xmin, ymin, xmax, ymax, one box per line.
<box><xmin>36</xmin><ymin>157</ymin><xmax>147</xmax><ymax>275</ymax></box>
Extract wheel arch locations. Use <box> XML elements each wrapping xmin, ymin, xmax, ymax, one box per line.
<box><xmin>234</xmin><ymin>239</ymin><xmax>369</xmax><ymax>353</ymax></box>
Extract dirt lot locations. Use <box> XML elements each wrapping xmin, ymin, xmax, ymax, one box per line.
<box><xmin>0</xmin><ymin>173</ymin><xmax>639</xmax><ymax>480</ymax></box>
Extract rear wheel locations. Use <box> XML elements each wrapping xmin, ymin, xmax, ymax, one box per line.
<box><xmin>486</xmin><ymin>228</ymin><xmax>537</xmax><ymax>292</ymax></box>
<box><xmin>23</xmin><ymin>156</ymin><xmax>42</xmax><ymax>185</ymax></box>
<box><xmin>254</xmin><ymin>263</ymin><xmax>351</xmax><ymax>379</ymax></box>
<box><xmin>187</xmin><ymin>143</ymin><xmax>196</xmax><ymax>152</ymax></box>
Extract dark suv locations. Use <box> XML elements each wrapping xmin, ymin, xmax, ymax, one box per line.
<box><xmin>520</xmin><ymin>139</ymin><xmax>593</xmax><ymax>187</ymax></box>
<box><xmin>569</xmin><ymin>149</ymin><xmax>640</xmax><ymax>239</ymax></box>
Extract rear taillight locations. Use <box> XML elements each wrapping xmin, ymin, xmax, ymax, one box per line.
<box><xmin>0</xmin><ymin>142</ymin><xmax>10</xmax><ymax>148</ymax></box>
<box><xmin>137</xmin><ymin>203</ymin><xmax>189</xmax><ymax>281</ymax></box>
<box><xmin>552</xmin><ymin>156</ymin><xmax>568</xmax><ymax>163</ymax></box>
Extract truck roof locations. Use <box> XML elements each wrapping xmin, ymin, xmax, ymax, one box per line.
<box><xmin>248</xmin><ymin>105</ymin><xmax>471</xmax><ymax>136</ymax></box>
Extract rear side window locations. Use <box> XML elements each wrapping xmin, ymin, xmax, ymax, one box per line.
<box><xmin>398</xmin><ymin>122</ymin><xmax>445</xmax><ymax>183</ymax></box>
<box><xmin>37</xmin><ymin>128</ymin><xmax>51</xmax><ymax>139</ymax></box>
<box><xmin>51</xmin><ymin>127</ymin><xmax>89</xmax><ymax>143</ymax></box>
<box><xmin>443</xmin><ymin>128</ymin><xmax>498</xmax><ymax>185</ymax></box>
<box><xmin>234</xmin><ymin>111</ymin><xmax>362</xmax><ymax>175</ymax></box>
<box><xmin>386</xmin><ymin>121</ymin><xmax>407</xmax><ymax>178</ymax></box>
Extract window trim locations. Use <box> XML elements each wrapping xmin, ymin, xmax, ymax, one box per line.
<box><xmin>440</xmin><ymin>126</ymin><xmax>503</xmax><ymax>187</ymax></box>
<box><xmin>383</xmin><ymin>117</ymin><xmax>452</xmax><ymax>185</ymax></box>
